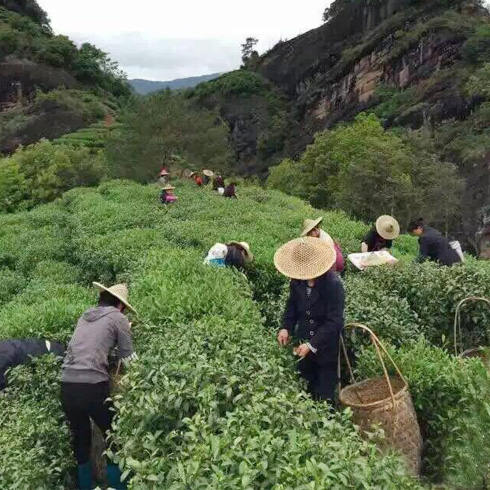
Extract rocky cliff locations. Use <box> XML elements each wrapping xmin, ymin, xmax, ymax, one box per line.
<box><xmin>198</xmin><ymin>0</ymin><xmax>488</xmax><ymax>251</ymax></box>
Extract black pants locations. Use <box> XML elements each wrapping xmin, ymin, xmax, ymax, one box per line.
<box><xmin>298</xmin><ymin>357</ymin><xmax>338</xmax><ymax>402</ymax></box>
<box><xmin>61</xmin><ymin>381</ymin><xmax>114</xmax><ymax>465</ymax></box>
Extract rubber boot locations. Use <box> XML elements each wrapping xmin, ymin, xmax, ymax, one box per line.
<box><xmin>77</xmin><ymin>462</ymin><xmax>93</xmax><ymax>490</ymax></box>
<box><xmin>106</xmin><ymin>463</ymin><xmax>127</xmax><ymax>490</ymax></box>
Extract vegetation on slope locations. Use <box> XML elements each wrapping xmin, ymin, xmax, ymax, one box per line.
<box><xmin>0</xmin><ymin>179</ymin><xmax>488</xmax><ymax>488</ymax></box>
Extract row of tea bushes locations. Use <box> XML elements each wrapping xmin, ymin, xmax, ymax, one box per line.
<box><xmin>0</xmin><ymin>179</ymin><xmax>488</xmax><ymax>488</ymax></box>
<box><xmin>110</xmin><ymin>247</ymin><xmax>419</xmax><ymax>488</ymax></box>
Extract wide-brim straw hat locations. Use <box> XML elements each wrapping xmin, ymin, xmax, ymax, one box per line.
<box><xmin>203</xmin><ymin>169</ymin><xmax>214</xmax><ymax>177</ymax></box>
<box><xmin>159</xmin><ymin>169</ymin><xmax>169</xmax><ymax>176</ymax></box>
<box><xmin>228</xmin><ymin>241</ymin><xmax>254</xmax><ymax>262</ymax></box>
<box><xmin>93</xmin><ymin>282</ymin><xmax>136</xmax><ymax>313</ymax></box>
<box><xmin>301</xmin><ymin>217</ymin><xmax>323</xmax><ymax>237</ymax></box>
<box><xmin>189</xmin><ymin>171</ymin><xmax>197</xmax><ymax>178</ymax></box>
<box><xmin>376</xmin><ymin>215</ymin><xmax>400</xmax><ymax>240</ymax></box>
<box><xmin>274</xmin><ymin>237</ymin><xmax>336</xmax><ymax>280</ymax></box>
<box><xmin>161</xmin><ymin>185</ymin><xmax>175</xmax><ymax>191</ymax></box>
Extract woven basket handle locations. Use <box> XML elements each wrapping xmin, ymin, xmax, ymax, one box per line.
<box><xmin>340</xmin><ymin>323</ymin><xmax>408</xmax><ymax>410</ymax></box>
<box><xmin>453</xmin><ymin>297</ymin><xmax>490</xmax><ymax>356</ymax></box>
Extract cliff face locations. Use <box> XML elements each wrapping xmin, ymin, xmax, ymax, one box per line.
<box><xmin>206</xmin><ymin>0</ymin><xmax>488</xmax><ymax>250</ymax></box>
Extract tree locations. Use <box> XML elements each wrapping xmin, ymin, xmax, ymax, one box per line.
<box><xmin>267</xmin><ymin>113</ymin><xmax>464</xmax><ymax>229</ymax></box>
<box><xmin>241</xmin><ymin>37</ymin><xmax>259</xmax><ymax>67</ymax></box>
<box><xmin>0</xmin><ymin>158</ymin><xmax>26</xmax><ymax>213</ymax></box>
<box><xmin>105</xmin><ymin>92</ymin><xmax>233</xmax><ymax>182</ymax></box>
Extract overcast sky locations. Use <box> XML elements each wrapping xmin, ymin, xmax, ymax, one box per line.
<box><xmin>37</xmin><ymin>0</ymin><xmax>329</xmax><ymax>81</ymax></box>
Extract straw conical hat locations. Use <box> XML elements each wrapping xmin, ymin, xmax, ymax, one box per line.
<box><xmin>93</xmin><ymin>282</ymin><xmax>136</xmax><ymax>313</ymax></box>
<box><xmin>189</xmin><ymin>171</ymin><xmax>198</xmax><ymax>178</ymax></box>
<box><xmin>203</xmin><ymin>169</ymin><xmax>214</xmax><ymax>177</ymax></box>
<box><xmin>274</xmin><ymin>237</ymin><xmax>336</xmax><ymax>280</ymax></box>
<box><xmin>228</xmin><ymin>241</ymin><xmax>254</xmax><ymax>262</ymax></box>
<box><xmin>161</xmin><ymin>185</ymin><xmax>175</xmax><ymax>191</ymax></box>
<box><xmin>376</xmin><ymin>215</ymin><xmax>400</xmax><ymax>240</ymax></box>
<box><xmin>301</xmin><ymin>217</ymin><xmax>323</xmax><ymax>237</ymax></box>
<box><xmin>159</xmin><ymin>169</ymin><xmax>169</xmax><ymax>176</ymax></box>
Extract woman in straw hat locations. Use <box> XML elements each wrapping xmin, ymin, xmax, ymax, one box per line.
<box><xmin>301</xmin><ymin>217</ymin><xmax>344</xmax><ymax>274</ymax></box>
<box><xmin>204</xmin><ymin>241</ymin><xmax>253</xmax><ymax>269</ymax></box>
<box><xmin>158</xmin><ymin>167</ymin><xmax>169</xmax><ymax>185</ymax></box>
<box><xmin>61</xmin><ymin>283</ymin><xmax>137</xmax><ymax>490</ymax></box>
<box><xmin>202</xmin><ymin>169</ymin><xmax>214</xmax><ymax>185</ymax></box>
<box><xmin>361</xmin><ymin>215</ymin><xmax>400</xmax><ymax>253</ymax></box>
<box><xmin>275</xmin><ymin>237</ymin><xmax>345</xmax><ymax>403</ymax></box>
<box><xmin>160</xmin><ymin>184</ymin><xmax>177</xmax><ymax>205</ymax></box>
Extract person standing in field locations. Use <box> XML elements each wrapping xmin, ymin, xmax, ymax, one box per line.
<box><xmin>361</xmin><ymin>215</ymin><xmax>400</xmax><ymax>252</ymax></box>
<box><xmin>61</xmin><ymin>282</ymin><xmax>137</xmax><ymax>490</ymax></box>
<box><xmin>301</xmin><ymin>217</ymin><xmax>344</xmax><ymax>274</ymax></box>
<box><xmin>408</xmin><ymin>218</ymin><xmax>462</xmax><ymax>266</ymax></box>
<box><xmin>157</xmin><ymin>168</ymin><xmax>169</xmax><ymax>185</ymax></box>
<box><xmin>202</xmin><ymin>169</ymin><xmax>214</xmax><ymax>185</ymax></box>
<box><xmin>0</xmin><ymin>339</ymin><xmax>65</xmax><ymax>391</ymax></box>
<box><xmin>275</xmin><ymin>237</ymin><xmax>344</xmax><ymax>404</ymax></box>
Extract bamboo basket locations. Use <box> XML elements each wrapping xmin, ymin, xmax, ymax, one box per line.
<box><xmin>339</xmin><ymin>323</ymin><xmax>422</xmax><ymax>476</ymax></box>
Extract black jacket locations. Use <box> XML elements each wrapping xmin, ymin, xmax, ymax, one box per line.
<box><xmin>282</xmin><ymin>271</ymin><xmax>345</xmax><ymax>365</ymax></box>
<box><xmin>418</xmin><ymin>226</ymin><xmax>461</xmax><ymax>266</ymax></box>
<box><xmin>0</xmin><ymin>339</ymin><xmax>65</xmax><ymax>390</ymax></box>
<box><xmin>363</xmin><ymin>227</ymin><xmax>392</xmax><ymax>252</ymax></box>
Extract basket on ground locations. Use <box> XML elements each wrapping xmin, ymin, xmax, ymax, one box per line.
<box><xmin>339</xmin><ymin>323</ymin><xmax>422</xmax><ymax>476</ymax></box>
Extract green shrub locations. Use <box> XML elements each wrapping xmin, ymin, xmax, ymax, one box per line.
<box><xmin>355</xmin><ymin>339</ymin><xmax>490</xmax><ymax>487</ymax></box>
<box><xmin>356</xmin><ymin>262</ymin><xmax>490</xmax><ymax>349</ymax></box>
<box><xmin>0</xmin><ymin>356</ymin><xmax>74</xmax><ymax>490</ymax></box>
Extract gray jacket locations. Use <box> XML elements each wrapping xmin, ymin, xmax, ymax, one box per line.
<box><xmin>62</xmin><ymin>306</ymin><xmax>135</xmax><ymax>384</ymax></box>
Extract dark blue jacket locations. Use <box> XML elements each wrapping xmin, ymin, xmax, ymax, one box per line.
<box><xmin>418</xmin><ymin>226</ymin><xmax>461</xmax><ymax>266</ymax></box>
<box><xmin>0</xmin><ymin>339</ymin><xmax>65</xmax><ymax>390</ymax></box>
<box><xmin>282</xmin><ymin>271</ymin><xmax>345</xmax><ymax>365</ymax></box>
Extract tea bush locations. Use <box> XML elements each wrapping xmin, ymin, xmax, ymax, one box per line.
<box><xmin>0</xmin><ymin>178</ymin><xmax>488</xmax><ymax>488</ymax></box>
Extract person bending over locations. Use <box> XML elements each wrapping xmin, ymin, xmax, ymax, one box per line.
<box><xmin>61</xmin><ymin>282</ymin><xmax>137</xmax><ymax>490</ymax></box>
<box><xmin>0</xmin><ymin>338</ymin><xmax>65</xmax><ymax>390</ymax></box>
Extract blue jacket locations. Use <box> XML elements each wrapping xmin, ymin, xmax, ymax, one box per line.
<box><xmin>282</xmin><ymin>271</ymin><xmax>345</xmax><ymax>364</ymax></box>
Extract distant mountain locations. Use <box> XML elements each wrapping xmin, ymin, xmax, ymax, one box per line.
<box><xmin>129</xmin><ymin>73</ymin><xmax>222</xmax><ymax>94</ymax></box>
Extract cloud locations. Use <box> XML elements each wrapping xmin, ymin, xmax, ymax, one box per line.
<box><xmin>70</xmin><ymin>32</ymin><xmax>241</xmax><ymax>80</ymax></box>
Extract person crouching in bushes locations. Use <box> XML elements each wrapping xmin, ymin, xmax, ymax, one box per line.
<box><xmin>301</xmin><ymin>217</ymin><xmax>344</xmax><ymax>274</ymax></box>
<box><xmin>61</xmin><ymin>282</ymin><xmax>137</xmax><ymax>490</ymax></box>
<box><xmin>275</xmin><ymin>237</ymin><xmax>345</xmax><ymax>404</ymax></box>
<box><xmin>223</xmin><ymin>182</ymin><xmax>237</xmax><ymax>198</ymax></box>
<box><xmin>202</xmin><ymin>169</ymin><xmax>214</xmax><ymax>185</ymax></box>
<box><xmin>408</xmin><ymin>218</ymin><xmax>462</xmax><ymax>266</ymax></box>
<box><xmin>361</xmin><ymin>215</ymin><xmax>400</xmax><ymax>252</ymax></box>
<box><xmin>0</xmin><ymin>338</ymin><xmax>65</xmax><ymax>391</ymax></box>
<box><xmin>204</xmin><ymin>242</ymin><xmax>253</xmax><ymax>269</ymax></box>
<box><xmin>190</xmin><ymin>172</ymin><xmax>203</xmax><ymax>187</ymax></box>
<box><xmin>213</xmin><ymin>174</ymin><xmax>224</xmax><ymax>191</ymax></box>
<box><xmin>160</xmin><ymin>185</ymin><xmax>177</xmax><ymax>205</ymax></box>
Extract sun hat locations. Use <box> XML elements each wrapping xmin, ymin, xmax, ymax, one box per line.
<box><xmin>93</xmin><ymin>282</ymin><xmax>136</xmax><ymax>313</ymax></box>
<box><xmin>376</xmin><ymin>215</ymin><xmax>400</xmax><ymax>240</ymax></box>
<box><xmin>159</xmin><ymin>168</ymin><xmax>169</xmax><ymax>176</ymax></box>
<box><xmin>203</xmin><ymin>169</ymin><xmax>214</xmax><ymax>177</ymax></box>
<box><xmin>301</xmin><ymin>217</ymin><xmax>324</xmax><ymax>237</ymax></box>
<box><xmin>228</xmin><ymin>241</ymin><xmax>253</xmax><ymax>262</ymax></box>
<box><xmin>189</xmin><ymin>171</ymin><xmax>198</xmax><ymax>178</ymax></box>
<box><xmin>161</xmin><ymin>185</ymin><xmax>175</xmax><ymax>191</ymax></box>
<box><xmin>274</xmin><ymin>237</ymin><xmax>336</xmax><ymax>280</ymax></box>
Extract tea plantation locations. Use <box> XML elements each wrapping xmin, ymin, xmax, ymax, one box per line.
<box><xmin>0</xmin><ymin>180</ymin><xmax>488</xmax><ymax>489</ymax></box>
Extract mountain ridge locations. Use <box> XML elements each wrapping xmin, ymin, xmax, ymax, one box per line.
<box><xmin>129</xmin><ymin>73</ymin><xmax>222</xmax><ymax>94</ymax></box>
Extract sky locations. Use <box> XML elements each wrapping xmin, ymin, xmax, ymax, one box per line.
<box><xmin>37</xmin><ymin>0</ymin><xmax>329</xmax><ymax>81</ymax></box>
